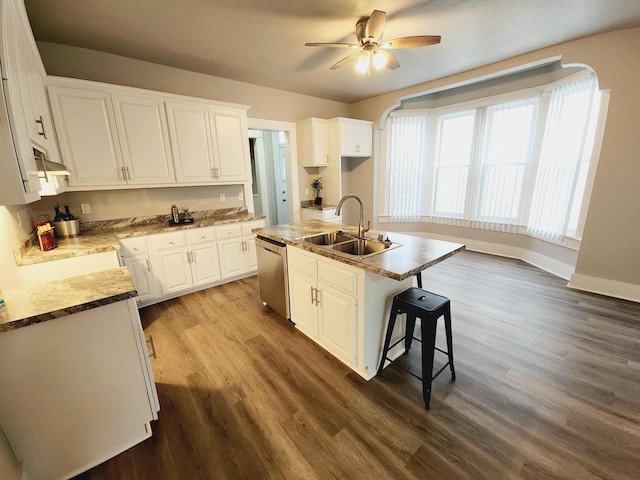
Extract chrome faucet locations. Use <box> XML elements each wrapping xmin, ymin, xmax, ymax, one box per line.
<box><xmin>335</xmin><ymin>194</ymin><xmax>370</xmax><ymax>238</ymax></box>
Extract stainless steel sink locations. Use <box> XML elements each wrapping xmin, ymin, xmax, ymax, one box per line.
<box><xmin>331</xmin><ymin>238</ymin><xmax>401</xmax><ymax>257</ymax></box>
<box><xmin>299</xmin><ymin>231</ymin><xmax>355</xmax><ymax>245</ymax></box>
<box><xmin>298</xmin><ymin>230</ymin><xmax>401</xmax><ymax>258</ymax></box>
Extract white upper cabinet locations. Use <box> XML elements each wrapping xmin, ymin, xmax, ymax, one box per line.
<box><xmin>111</xmin><ymin>94</ymin><xmax>174</xmax><ymax>185</ymax></box>
<box><xmin>47</xmin><ymin>77</ymin><xmax>251</xmax><ymax>190</ymax></box>
<box><xmin>48</xmin><ymin>86</ymin><xmax>124</xmax><ymax>187</ymax></box>
<box><xmin>210</xmin><ymin>109</ymin><xmax>250</xmax><ymax>181</ymax></box>
<box><xmin>330</xmin><ymin>117</ymin><xmax>373</xmax><ymax>157</ymax></box>
<box><xmin>165</xmin><ymin>102</ymin><xmax>250</xmax><ymax>184</ymax></box>
<box><xmin>298</xmin><ymin>117</ymin><xmax>329</xmax><ymax>167</ymax></box>
<box><xmin>166</xmin><ymin>102</ymin><xmax>215</xmax><ymax>183</ymax></box>
<box><xmin>0</xmin><ymin>0</ymin><xmax>64</xmax><ymax>204</ymax></box>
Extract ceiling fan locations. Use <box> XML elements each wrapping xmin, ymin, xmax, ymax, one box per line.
<box><xmin>305</xmin><ymin>10</ymin><xmax>441</xmax><ymax>74</ymax></box>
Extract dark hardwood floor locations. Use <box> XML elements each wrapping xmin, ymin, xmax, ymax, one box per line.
<box><xmin>77</xmin><ymin>250</ymin><xmax>640</xmax><ymax>479</ymax></box>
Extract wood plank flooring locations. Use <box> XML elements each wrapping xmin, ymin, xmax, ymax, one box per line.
<box><xmin>75</xmin><ymin>250</ymin><xmax>640</xmax><ymax>479</ymax></box>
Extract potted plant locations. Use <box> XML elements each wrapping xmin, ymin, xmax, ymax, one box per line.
<box><xmin>311</xmin><ymin>177</ymin><xmax>323</xmax><ymax>205</ymax></box>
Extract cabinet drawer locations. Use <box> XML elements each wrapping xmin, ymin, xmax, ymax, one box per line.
<box><xmin>242</xmin><ymin>220</ymin><xmax>265</xmax><ymax>236</ymax></box>
<box><xmin>118</xmin><ymin>237</ymin><xmax>147</xmax><ymax>256</ymax></box>
<box><xmin>146</xmin><ymin>231</ymin><xmax>186</xmax><ymax>251</ymax></box>
<box><xmin>186</xmin><ymin>227</ymin><xmax>216</xmax><ymax>245</ymax></box>
<box><xmin>217</xmin><ymin>224</ymin><xmax>242</xmax><ymax>239</ymax></box>
<box><xmin>318</xmin><ymin>260</ymin><xmax>358</xmax><ymax>296</ymax></box>
<box><xmin>288</xmin><ymin>248</ymin><xmax>317</xmax><ymax>277</ymax></box>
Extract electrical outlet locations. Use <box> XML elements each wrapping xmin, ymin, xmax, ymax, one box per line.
<box><xmin>220</xmin><ymin>193</ymin><xmax>226</xmax><ymax>202</ymax></box>
<box><xmin>305</xmin><ymin>188</ymin><xmax>309</xmax><ymax>195</ymax></box>
<box><xmin>80</xmin><ymin>203</ymin><xmax>92</xmax><ymax>214</ymax></box>
<box><xmin>238</xmin><ymin>191</ymin><xmax>244</xmax><ymax>201</ymax></box>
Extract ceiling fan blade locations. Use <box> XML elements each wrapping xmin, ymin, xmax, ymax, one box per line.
<box><xmin>377</xmin><ymin>49</ymin><xmax>400</xmax><ymax>70</ymax></box>
<box><xmin>305</xmin><ymin>42</ymin><xmax>359</xmax><ymax>48</ymax></box>
<box><xmin>329</xmin><ymin>52</ymin><xmax>363</xmax><ymax>70</ymax></box>
<box><xmin>380</xmin><ymin>35</ymin><xmax>441</xmax><ymax>49</ymax></box>
<box><xmin>365</xmin><ymin>10</ymin><xmax>386</xmax><ymax>42</ymax></box>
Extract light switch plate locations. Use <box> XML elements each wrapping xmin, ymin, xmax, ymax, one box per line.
<box><xmin>238</xmin><ymin>191</ymin><xmax>244</xmax><ymax>201</ymax></box>
<box><xmin>220</xmin><ymin>193</ymin><xmax>226</xmax><ymax>202</ymax></box>
<box><xmin>80</xmin><ymin>203</ymin><xmax>92</xmax><ymax>214</ymax></box>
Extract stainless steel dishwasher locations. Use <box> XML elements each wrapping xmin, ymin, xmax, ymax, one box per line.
<box><xmin>255</xmin><ymin>236</ymin><xmax>290</xmax><ymax>320</ymax></box>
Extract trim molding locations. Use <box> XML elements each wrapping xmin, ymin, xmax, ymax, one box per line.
<box><xmin>568</xmin><ymin>273</ymin><xmax>640</xmax><ymax>303</ymax></box>
<box><xmin>402</xmin><ymin>231</ymin><xmax>575</xmax><ymax>280</ymax></box>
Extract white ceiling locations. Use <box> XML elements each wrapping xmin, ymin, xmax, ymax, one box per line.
<box><xmin>24</xmin><ymin>0</ymin><xmax>640</xmax><ymax>104</ymax></box>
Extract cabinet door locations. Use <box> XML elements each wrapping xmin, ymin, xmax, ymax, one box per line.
<box><xmin>340</xmin><ymin>122</ymin><xmax>372</xmax><ymax>157</ymax></box>
<box><xmin>151</xmin><ymin>249</ymin><xmax>193</xmax><ymax>294</ymax></box>
<box><xmin>122</xmin><ymin>254</ymin><xmax>156</xmax><ymax>303</ymax></box>
<box><xmin>311</xmin><ymin>121</ymin><xmax>329</xmax><ymax>166</ymax></box>
<box><xmin>1</xmin><ymin>11</ymin><xmax>41</xmax><ymax>198</ymax></box>
<box><xmin>165</xmin><ymin>102</ymin><xmax>215</xmax><ymax>183</ymax></box>
<box><xmin>112</xmin><ymin>95</ymin><xmax>174</xmax><ymax>185</ymax></box>
<box><xmin>317</xmin><ymin>282</ymin><xmax>357</xmax><ymax>363</ymax></box>
<box><xmin>243</xmin><ymin>236</ymin><xmax>258</xmax><ymax>271</ymax></box>
<box><xmin>210</xmin><ymin>109</ymin><xmax>250</xmax><ymax>181</ymax></box>
<box><xmin>48</xmin><ymin>87</ymin><xmax>125</xmax><ymax>187</ymax></box>
<box><xmin>289</xmin><ymin>269</ymin><xmax>319</xmax><ymax>338</ymax></box>
<box><xmin>218</xmin><ymin>238</ymin><xmax>246</xmax><ymax>278</ymax></box>
<box><xmin>190</xmin><ymin>243</ymin><xmax>221</xmax><ymax>286</ymax></box>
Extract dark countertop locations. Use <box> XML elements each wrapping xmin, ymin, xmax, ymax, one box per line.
<box><xmin>0</xmin><ymin>267</ymin><xmax>137</xmax><ymax>332</ymax></box>
<box><xmin>253</xmin><ymin>220</ymin><xmax>465</xmax><ymax>281</ymax></box>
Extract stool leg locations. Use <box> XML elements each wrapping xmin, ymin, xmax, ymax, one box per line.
<box><xmin>421</xmin><ymin>317</ymin><xmax>438</xmax><ymax>410</ymax></box>
<box><xmin>378</xmin><ymin>299</ymin><xmax>400</xmax><ymax>376</ymax></box>
<box><xmin>405</xmin><ymin>313</ymin><xmax>417</xmax><ymax>352</ymax></box>
<box><xmin>415</xmin><ymin>272</ymin><xmax>422</xmax><ymax>288</ymax></box>
<box><xmin>444</xmin><ymin>304</ymin><xmax>456</xmax><ymax>381</ymax></box>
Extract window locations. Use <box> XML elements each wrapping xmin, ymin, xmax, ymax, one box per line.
<box><xmin>386</xmin><ymin>114</ymin><xmax>429</xmax><ymax>222</ymax></box>
<box><xmin>384</xmin><ymin>72</ymin><xmax>602</xmax><ymax>245</ymax></box>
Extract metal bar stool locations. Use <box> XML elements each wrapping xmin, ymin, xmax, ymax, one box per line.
<box><xmin>377</xmin><ymin>286</ymin><xmax>456</xmax><ymax>409</ymax></box>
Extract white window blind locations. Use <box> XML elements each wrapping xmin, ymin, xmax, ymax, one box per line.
<box><xmin>473</xmin><ymin>98</ymin><xmax>538</xmax><ymax>231</ymax></box>
<box><xmin>432</xmin><ymin>110</ymin><xmax>475</xmax><ymax>219</ymax></box>
<box><xmin>386</xmin><ymin>115</ymin><xmax>428</xmax><ymax>221</ymax></box>
<box><xmin>527</xmin><ymin>76</ymin><xmax>598</xmax><ymax>241</ymax></box>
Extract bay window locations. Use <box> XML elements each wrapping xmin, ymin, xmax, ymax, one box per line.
<box><xmin>385</xmin><ymin>72</ymin><xmax>602</xmax><ymax>245</ymax></box>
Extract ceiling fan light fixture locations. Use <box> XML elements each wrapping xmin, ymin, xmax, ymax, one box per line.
<box><xmin>355</xmin><ymin>54</ymin><xmax>370</xmax><ymax>73</ymax></box>
<box><xmin>373</xmin><ymin>50</ymin><xmax>387</xmax><ymax>69</ymax></box>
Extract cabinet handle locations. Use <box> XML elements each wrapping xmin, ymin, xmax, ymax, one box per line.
<box><xmin>35</xmin><ymin>116</ymin><xmax>47</xmax><ymax>139</ymax></box>
<box><xmin>355</xmin><ymin>145</ymin><xmax>360</xmax><ymax>152</ymax></box>
<box><xmin>186</xmin><ymin>251</ymin><xmax>191</xmax><ymax>263</ymax></box>
<box><xmin>213</xmin><ymin>167</ymin><xmax>219</xmax><ymax>178</ymax></box>
<box><xmin>169</xmin><ymin>241</ymin><xmax>175</xmax><ymax>246</ymax></box>
<box><xmin>121</xmin><ymin>166</ymin><xmax>126</xmax><ymax>181</ymax></box>
<box><xmin>315</xmin><ymin>288</ymin><xmax>321</xmax><ymax>306</ymax></box>
<box><xmin>146</xmin><ymin>258</ymin><xmax>151</xmax><ymax>271</ymax></box>
<box><xmin>125</xmin><ymin>166</ymin><xmax>131</xmax><ymax>181</ymax></box>
<box><xmin>146</xmin><ymin>336</ymin><xmax>157</xmax><ymax>359</ymax></box>
<box><xmin>191</xmin><ymin>251</ymin><xmax>196</xmax><ymax>264</ymax></box>
<box><xmin>310</xmin><ymin>286</ymin><xmax>315</xmax><ymax>304</ymax></box>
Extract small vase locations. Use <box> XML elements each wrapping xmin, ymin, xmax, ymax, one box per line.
<box><xmin>314</xmin><ymin>197</ymin><xmax>323</xmax><ymax>205</ymax></box>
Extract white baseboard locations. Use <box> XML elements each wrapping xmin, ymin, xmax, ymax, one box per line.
<box><xmin>568</xmin><ymin>273</ymin><xmax>640</xmax><ymax>303</ymax></box>
<box><xmin>404</xmin><ymin>231</ymin><xmax>575</xmax><ymax>280</ymax></box>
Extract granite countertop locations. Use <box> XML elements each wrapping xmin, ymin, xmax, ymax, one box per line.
<box><xmin>300</xmin><ymin>203</ymin><xmax>338</xmax><ymax>211</ymax></box>
<box><xmin>253</xmin><ymin>220</ymin><xmax>465</xmax><ymax>281</ymax></box>
<box><xmin>15</xmin><ymin>209</ymin><xmax>265</xmax><ymax>266</ymax></box>
<box><xmin>0</xmin><ymin>267</ymin><xmax>137</xmax><ymax>332</ymax></box>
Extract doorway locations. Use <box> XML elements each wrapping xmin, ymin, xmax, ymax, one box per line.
<box><xmin>249</xmin><ymin>129</ymin><xmax>291</xmax><ymax>226</ymax></box>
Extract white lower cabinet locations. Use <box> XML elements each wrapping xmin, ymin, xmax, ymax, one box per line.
<box><xmin>121</xmin><ymin>254</ymin><xmax>156</xmax><ymax>303</ymax></box>
<box><xmin>0</xmin><ymin>298</ymin><xmax>159</xmax><ymax>480</ymax></box>
<box><xmin>288</xmin><ymin>247</ymin><xmax>358</xmax><ymax>366</ymax></box>
<box><xmin>123</xmin><ymin>220</ymin><xmax>263</xmax><ymax>304</ymax></box>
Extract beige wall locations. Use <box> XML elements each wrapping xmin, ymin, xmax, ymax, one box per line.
<box><xmin>0</xmin><ymin>206</ymin><xmax>32</xmax><ymax>291</ymax></box>
<box><xmin>37</xmin><ymin>42</ymin><xmax>349</xmax><ymax>123</ymax></box>
<box><xmin>348</xmin><ymin>27</ymin><xmax>640</xmax><ymax>287</ymax></box>
<box><xmin>30</xmin><ymin>185</ymin><xmax>244</xmax><ymax>223</ymax></box>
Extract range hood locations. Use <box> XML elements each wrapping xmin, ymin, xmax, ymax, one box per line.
<box><xmin>33</xmin><ymin>147</ymin><xmax>71</xmax><ymax>181</ymax></box>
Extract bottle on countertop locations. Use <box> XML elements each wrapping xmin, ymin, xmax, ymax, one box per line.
<box><xmin>54</xmin><ymin>205</ymin><xmax>65</xmax><ymax>222</ymax></box>
<box><xmin>63</xmin><ymin>205</ymin><xmax>76</xmax><ymax>220</ymax></box>
<box><xmin>171</xmin><ymin>204</ymin><xmax>179</xmax><ymax>224</ymax></box>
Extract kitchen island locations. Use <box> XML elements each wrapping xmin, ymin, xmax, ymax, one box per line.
<box><xmin>0</xmin><ymin>268</ymin><xmax>159</xmax><ymax>480</ymax></box>
<box><xmin>254</xmin><ymin>220</ymin><xmax>464</xmax><ymax>380</ymax></box>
